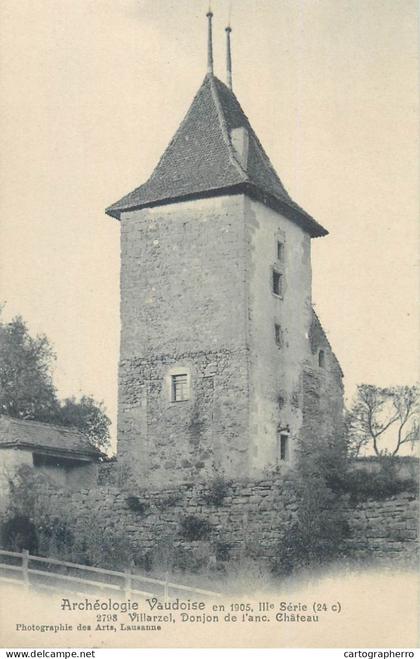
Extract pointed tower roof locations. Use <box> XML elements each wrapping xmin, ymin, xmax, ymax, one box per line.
<box><xmin>106</xmin><ymin>74</ymin><xmax>327</xmax><ymax>238</ymax></box>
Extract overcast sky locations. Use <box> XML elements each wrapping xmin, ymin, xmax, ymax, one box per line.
<box><xmin>0</xmin><ymin>0</ymin><xmax>418</xmax><ymax>446</ymax></box>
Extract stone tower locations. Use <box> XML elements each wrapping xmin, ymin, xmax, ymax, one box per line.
<box><xmin>106</xmin><ymin>14</ymin><xmax>343</xmax><ymax>487</ymax></box>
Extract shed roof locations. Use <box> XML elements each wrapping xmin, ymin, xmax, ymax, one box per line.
<box><xmin>106</xmin><ymin>74</ymin><xmax>327</xmax><ymax>238</ymax></box>
<box><xmin>0</xmin><ymin>415</ymin><xmax>102</xmax><ymax>461</ymax></box>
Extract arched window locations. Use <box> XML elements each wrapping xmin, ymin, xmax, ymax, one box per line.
<box><xmin>318</xmin><ymin>349</ymin><xmax>325</xmax><ymax>368</ymax></box>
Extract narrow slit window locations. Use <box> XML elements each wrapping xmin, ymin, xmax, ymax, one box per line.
<box><xmin>277</xmin><ymin>241</ymin><xmax>285</xmax><ymax>262</ymax></box>
<box><xmin>318</xmin><ymin>350</ymin><xmax>325</xmax><ymax>368</ymax></box>
<box><xmin>171</xmin><ymin>374</ymin><xmax>189</xmax><ymax>402</ymax></box>
<box><xmin>272</xmin><ymin>270</ymin><xmax>283</xmax><ymax>297</ymax></box>
<box><xmin>277</xmin><ymin>434</ymin><xmax>289</xmax><ymax>462</ymax></box>
<box><xmin>274</xmin><ymin>323</ymin><xmax>283</xmax><ymax>347</ymax></box>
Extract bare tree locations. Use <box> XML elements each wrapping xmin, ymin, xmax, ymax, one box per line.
<box><xmin>346</xmin><ymin>384</ymin><xmax>419</xmax><ymax>457</ymax></box>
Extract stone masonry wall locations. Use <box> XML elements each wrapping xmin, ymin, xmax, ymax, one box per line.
<box><xmin>33</xmin><ymin>475</ymin><xmax>298</xmax><ymax>571</ymax></box>
<box><xmin>342</xmin><ymin>493</ymin><xmax>419</xmax><ymax>562</ymax></box>
<box><xmin>301</xmin><ymin>312</ymin><xmax>344</xmax><ymax>443</ymax></box>
<box><xmin>117</xmin><ymin>192</ymin><xmax>345</xmax><ymax>487</ymax></box>
<box><xmin>301</xmin><ymin>364</ymin><xmax>343</xmax><ymax>443</ymax></box>
<box><xmin>244</xmin><ymin>196</ymin><xmax>313</xmax><ymax>471</ymax></box>
<box><xmin>118</xmin><ymin>195</ymin><xmax>250</xmax><ymax>486</ymax></box>
<box><xmin>26</xmin><ymin>469</ymin><xmax>418</xmax><ymax>572</ymax></box>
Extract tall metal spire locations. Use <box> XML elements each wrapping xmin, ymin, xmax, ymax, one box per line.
<box><xmin>206</xmin><ymin>9</ymin><xmax>214</xmax><ymax>75</ymax></box>
<box><xmin>225</xmin><ymin>25</ymin><xmax>233</xmax><ymax>90</ymax></box>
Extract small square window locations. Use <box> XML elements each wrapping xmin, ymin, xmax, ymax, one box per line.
<box><xmin>171</xmin><ymin>374</ymin><xmax>189</xmax><ymax>402</ymax></box>
<box><xmin>277</xmin><ymin>241</ymin><xmax>285</xmax><ymax>261</ymax></box>
<box><xmin>274</xmin><ymin>323</ymin><xmax>283</xmax><ymax>347</ymax></box>
<box><xmin>272</xmin><ymin>270</ymin><xmax>283</xmax><ymax>297</ymax></box>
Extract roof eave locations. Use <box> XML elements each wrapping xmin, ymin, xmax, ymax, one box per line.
<box><xmin>0</xmin><ymin>441</ymin><xmax>101</xmax><ymax>461</ymax></box>
<box><xmin>105</xmin><ymin>205</ymin><xmax>122</xmax><ymax>220</ymax></box>
<box><xmin>32</xmin><ymin>447</ymin><xmax>101</xmax><ymax>462</ymax></box>
<box><xmin>106</xmin><ymin>183</ymin><xmax>328</xmax><ymax>238</ymax></box>
<box><xmin>242</xmin><ymin>184</ymin><xmax>328</xmax><ymax>238</ymax></box>
<box><xmin>105</xmin><ymin>184</ymin><xmax>247</xmax><ymax>220</ymax></box>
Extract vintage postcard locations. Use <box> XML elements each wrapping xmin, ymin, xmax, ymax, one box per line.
<box><xmin>0</xmin><ymin>0</ymin><xmax>418</xmax><ymax>651</ymax></box>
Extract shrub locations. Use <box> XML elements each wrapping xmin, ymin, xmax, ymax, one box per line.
<box><xmin>214</xmin><ymin>540</ymin><xmax>233</xmax><ymax>561</ymax></box>
<box><xmin>273</xmin><ymin>435</ymin><xmax>350</xmax><ymax>575</ymax></box>
<box><xmin>331</xmin><ymin>470</ymin><xmax>417</xmax><ymax>503</ymax></box>
<box><xmin>273</xmin><ymin>476</ymin><xmax>351</xmax><ymax>575</ymax></box>
<box><xmin>138</xmin><ymin>532</ymin><xmax>177</xmax><ymax>572</ymax></box>
<box><xmin>5</xmin><ymin>464</ymin><xmax>47</xmax><ymax>518</ymax></box>
<box><xmin>171</xmin><ymin>545</ymin><xmax>209</xmax><ymax>573</ymax></box>
<box><xmin>203</xmin><ymin>476</ymin><xmax>230</xmax><ymax>506</ymax></box>
<box><xmin>1</xmin><ymin>515</ymin><xmax>39</xmax><ymax>554</ymax></box>
<box><xmin>327</xmin><ymin>455</ymin><xmax>418</xmax><ymax>503</ymax></box>
<box><xmin>69</xmin><ymin>514</ymin><xmax>132</xmax><ymax>569</ymax></box>
<box><xmin>38</xmin><ymin>516</ymin><xmax>74</xmax><ymax>553</ymax></box>
<box><xmin>179</xmin><ymin>515</ymin><xmax>212</xmax><ymax>541</ymax></box>
<box><xmin>126</xmin><ymin>496</ymin><xmax>148</xmax><ymax>514</ymax></box>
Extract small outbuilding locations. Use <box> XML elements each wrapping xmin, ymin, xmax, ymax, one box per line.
<box><xmin>0</xmin><ymin>415</ymin><xmax>102</xmax><ymax>498</ymax></box>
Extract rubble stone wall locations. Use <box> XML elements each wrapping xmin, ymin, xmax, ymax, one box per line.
<box><xmin>342</xmin><ymin>493</ymin><xmax>418</xmax><ymax>561</ymax></box>
<box><xmin>27</xmin><ymin>471</ymin><xmax>418</xmax><ymax>571</ymax></box>
<box><xmin>118</xmin><ymin>196</ymin><xmax>250</xmax><ymax>486</ymax></box>
<box><xmin>117</xmin><ymin>193</ymin><xmax>345</xmax><ymax>486</ymax></box>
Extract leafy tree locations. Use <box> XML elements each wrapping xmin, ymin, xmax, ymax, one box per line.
<box><xmin>0</xmin><ymin>313</ymin><xmax>58</xmax><ymax>421</ymax></box>
<box><xmin>346</xmin><ymin>384</ymin><xmax>419</xmax><ymax>457</ymax></box>
<box><xmin>57</xmin><ymin>395</ymin><xmax>110</xmax><ymax>451</ymax></box>
<box><xmin>0</xmin><ymin>309</ymin><xmax>110</xmax><ymax>450</ymax></box>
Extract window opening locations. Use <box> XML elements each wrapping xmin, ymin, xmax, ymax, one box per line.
<box><xmin>171</xmin><ymin>374</ymin><xmax>189</xmax><ymax>401</ymax></box>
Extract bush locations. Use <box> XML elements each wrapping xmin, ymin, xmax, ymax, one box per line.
<box><xmin>203</xmin><ymin>476</ymin><xmax>230</xmax><ymax>506</ymax></box>
<box><xmin>273</xmin><ymin>476</ymin><xmax>350</xmax><ymax>575</ymax></box>
<box><xmin>329</xmin><ymin>468</ymin><xmax>418</xmax><ymax>503</ymax></box>
<box><xmin>138</xmin><ymin>532</ymin><xmax>177</xmax><ymax>572</ymax></box>
<box><xmin>5</xmin><ymin>464</ymin><xmax>46</xmax><ymax>518</ymax></box>
<box><xmin>126</xmin><ymin>496</ymin><xmax>148</xmax><ymax>514</ymax></box>
<box><xmin>171</xmin><ymin>545</ymin><xmax>209</xmax><ymax>573</ymax></box>
<box><xmin>1</xmin><ymin>515</ymin><xmax>39</xmax><ymax>554</ymax></box>
<box><xmin>38</xmin><ymin>516</ymin><xmax>74</xmax><ymax>553</ymax></box>
<box><xmin>273</xmin><ymin>435</ymin><xmax>350</xmax><ymax>575</ymax></box>
<box><xmin>214</xmin><ymin>540</ymin><xmax>233</xmax><ymax>561</ymax></box>
<box><xmin>179</xmin><ymin>515</ymin><xmax>212</xmax><ymax>541</ymax></box>
<box><xmin>2</xmin><ymin>464</ymin><xmax>132</xmax><ymax>568</ymax></box>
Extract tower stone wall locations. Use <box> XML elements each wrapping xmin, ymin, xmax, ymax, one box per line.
<box><xmin>118</xmin><ymin>195</ymin><xmax>251</xmax><ymax>486</ymax></box>
<box><xmin>117</xmin><ymin>191</ymin><xmax>344</xmax><ymax>486</ymax></box>
<box><xmin>245</xmin><ymin>196</ymin><xmax>313</xmax><ymax>471</ymax></box>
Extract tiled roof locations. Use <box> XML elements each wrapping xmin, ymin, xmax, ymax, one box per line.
<box><xmin>106</xmin><ymin>74</ymin><xmax>327</xmax><ymax>238</ymax></box>
<box><xmin>0</xmin><ymin>415</ymin><xmax>101</xmax><ymax>460</ymax></box>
